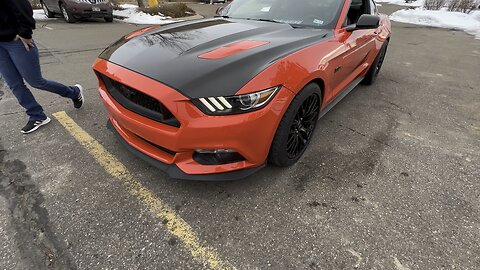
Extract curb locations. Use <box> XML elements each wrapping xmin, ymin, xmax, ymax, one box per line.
<box><xmin>172</xmin><ymin>14</ymin><xmax>204</xmax><ymax>21</ymax></box>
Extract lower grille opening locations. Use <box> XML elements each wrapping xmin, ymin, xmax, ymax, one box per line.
<box><xmin>193</xmin><ymin>150</ymin><xmax>245</xmax><ymax>165</ymax></box>
<box><xmin>137</xmin><ymin>135</ymin><xmax>176</xmax><ymax>156</ymax></box>
<box><xmin>97</xmin><ymin>72</ymin><xmax>180</xmax><ymax>128</ymax></box>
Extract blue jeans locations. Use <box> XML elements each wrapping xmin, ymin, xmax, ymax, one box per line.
<box><xmin>0</xmin><ymin>40</ymin><xmax>79</xmax><ymax>121</ymax></box>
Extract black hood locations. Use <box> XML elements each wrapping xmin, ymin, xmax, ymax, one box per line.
<box><xmin>100</xmin><ymin>18</ymin><xmax>332</xmax><ymax>99</ymax></box>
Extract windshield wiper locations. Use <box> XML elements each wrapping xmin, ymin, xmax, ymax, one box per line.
<box><xmin>254</xmin><ymin>18</ymin><xmax>282</xmax><ymax>24</ymax></box>
<box><xmin>289</xmin><ymin>24</ymin><xmax>315</xmax><ymax>29</ymax></box>
<box><xmin>215</xmin><ymin>15</ymin><xmax>231</xmax><ymax>18</ymax></box>
<box><xmin>243</xmin><ymin>18</ymin><xmax>284</xmax><ymax>24</ymax></box>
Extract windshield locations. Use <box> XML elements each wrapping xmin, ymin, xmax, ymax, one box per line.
<box><xmin>219</xmin><ymin>0</ymin><xmax>344</xmax><ymax>29</ymax></box>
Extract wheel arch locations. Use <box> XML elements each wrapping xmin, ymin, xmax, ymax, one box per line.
<box><xmin>289</xmin><ymin>76</ymin><xmax>326</xmax><ymax>109</ymax></box>
<box><xmin>308</xmin><ymin>78</ymin><xmax>325</xmax><ymax>104</ymax></box>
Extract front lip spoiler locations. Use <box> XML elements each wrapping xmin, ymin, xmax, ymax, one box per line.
<box><xmin>107</xmin><ymin>120</ymin><xmax>266</xmax><ymax>181</ymax></box>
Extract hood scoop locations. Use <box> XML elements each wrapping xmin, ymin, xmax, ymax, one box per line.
<box><xmin>198</xmin><ymin>40</ymin><xmax>270</xmax><ymax>59</ymax></box>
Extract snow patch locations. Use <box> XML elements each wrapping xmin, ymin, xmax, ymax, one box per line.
<box><xmin>390</xmin><ymin>9</ymin><xmax>480</xmax><ymax>39</ymax></box>
<box><xmin>376</xmin><ymin>0</ymin><xmax>424</xmax><ymax>7</ymax></box>
<box><xmin>113</xmin><ymin>4</ymin><xmax>177</xmax><ymax>25</ymax></box>
<box><xmin>33</xmin><ymin>9</ymin><xmax>55</xmax><ymax>21</ymax></box>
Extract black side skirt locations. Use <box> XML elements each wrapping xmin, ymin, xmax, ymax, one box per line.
<box><xmin>319</xmin><ymin>76</ymin><xmax>364</xmax><ymax>119</ymax></box>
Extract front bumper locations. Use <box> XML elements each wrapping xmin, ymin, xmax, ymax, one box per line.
<box><xmin>67</xmin><ymin>2</ymin><xmax>112</xmax><ymax>18</ymax></box>
<box><xmin>107</xmin><ymin>120</ymin><xmax>265</xmax><ymax>180</ymax></box>
<box><xmin>93</xmin><ymin>59</ymin><xmax>294</xmax><ymax>179</ymax></box>
<box><xmin>73</xmin><ymin>11</ymin><xmax>111</xmax><ymax>19</ymax></box>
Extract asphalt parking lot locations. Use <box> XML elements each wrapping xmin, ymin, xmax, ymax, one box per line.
<box><xmin>1</xmin><ymin>3</ymin><xmax>479</xmax><ymax>270</ymax></box>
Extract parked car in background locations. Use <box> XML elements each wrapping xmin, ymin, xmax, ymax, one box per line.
<box><xmin>40</xmin><ymin>0</ymin><xmax>114</xmax><ymax>23</ymax></box>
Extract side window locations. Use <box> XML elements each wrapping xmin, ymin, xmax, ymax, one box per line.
<box><xmin>370</xmin><ymin>0</ymin><xmax>378</xmax><ymax>14</ymax></box>
<box><xmin>345</xmin><ymin>0</ymin><xmax>370</xmax><ymax>26</ymax></box>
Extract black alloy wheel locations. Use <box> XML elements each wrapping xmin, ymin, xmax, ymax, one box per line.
<box><xmin>269</xmin><ymin>83</ymin><xmax>322</xmax><ymax>167</ymax></box>
<box><xmin>42</xmin><ymin>1</ymin><xmax>55</xmax><ymax>18</ymax></box>
<box><xmin>61</xmin><ymin>3</ymin><xmax>76</xmax><ymax>23</ymax></box>
<box><xmin>362</xmin><ymin>40</ymin><xmax>389</xmax><ymax>85</ymax></box>
<box><xmin>287</xmin><ymin>94</ymin><xmax>320</xmax><ymax>159</ymax></box>
<box><xmin>374</xmin><ymin>44</ymin><xmax>387</xmax><ymax>76</ymax></box>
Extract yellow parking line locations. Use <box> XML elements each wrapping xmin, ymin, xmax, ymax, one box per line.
<box><xmin>52</xmin><ymin>111</ymin><xmax>235</xmax><ymax>270</ymax></box>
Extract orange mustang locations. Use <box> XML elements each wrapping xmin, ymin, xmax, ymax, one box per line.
<box><xmin>93</xmin><ymin>0</ymin><xmax>391</xmax><ymax>180</ymax></box>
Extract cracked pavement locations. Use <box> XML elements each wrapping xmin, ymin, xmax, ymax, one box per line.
<box><xmin>1</xmin><ymin>4</ymin><xmax>479</xmax><ymax>270</ymax></box>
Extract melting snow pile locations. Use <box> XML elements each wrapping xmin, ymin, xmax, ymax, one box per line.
<box><xmin>390</xmin><ymin>9</ymin><xmax>480</xmax><ymax>39</ymax></box>
<box><xmin>33</xmin><ymin>9</ymin><xmax>54</xmax><ymax>21</ymax></box>
<box><xmin>376</xmin><ymin>0</ymin><xmax>425</xmax><ymax>7</ymax></box>
<box><xmin>113</xmin><ymin>4</ymin><xmax>177</xmax><ymax>25</ymax></box>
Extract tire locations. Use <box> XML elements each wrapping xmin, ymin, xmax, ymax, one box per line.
<box><xmin>268</xmin><ymin>83</ymin><xmax>322</xmax><ymax>167</ymax></box>
<box><xmin>41</xmin><ymin>1</ymin><xmax>55</xmax><ymax>18</ymax></box>
<box><xmin>60</xmin><ymin>3</ymin><xmax>76</xmax><ymax>23</ymax></box>
<box><xmin>104</xmin><ymin>15</ymin><xmax>114</xmax><ymax>22</ymax></box>
<box><xmin>362</xmin><ymin>40</ymin><xmax>389</xmax><ymax>85</ymax></box>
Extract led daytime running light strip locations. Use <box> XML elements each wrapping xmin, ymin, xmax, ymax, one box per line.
<box><xmin>199</xmin><ymin>97</ymin><xmax>233</xmax><ymax>112</ymax></box>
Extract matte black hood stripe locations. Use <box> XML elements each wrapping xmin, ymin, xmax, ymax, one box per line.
<box><xmin>100</xmin><ymin>18</ymin><xmax>333</xmax><ymax>99</ymax></box>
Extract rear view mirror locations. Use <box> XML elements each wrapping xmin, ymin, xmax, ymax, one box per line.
<box><xmin>346</xmin><ymin>15</ymin><xmax>380</xmax><ymax>32</ymax></box>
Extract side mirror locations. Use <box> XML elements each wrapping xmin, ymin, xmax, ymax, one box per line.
<box><xmin>216</xmin><ymin>7</ymin><xmax>224</xmax><ymax>15</ymax></box>
<box><xmin>346</xmin><ymin>14</ymin><xmax>380</xmax><ymax>32</ymax></box>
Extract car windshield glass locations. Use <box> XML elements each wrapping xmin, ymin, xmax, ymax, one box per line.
<box><xmin>220</xmin><ymin>0</ymin><xmax>344</xmax><ymax>29</ymax></box>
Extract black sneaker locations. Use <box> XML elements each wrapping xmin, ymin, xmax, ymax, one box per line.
<box><xmin>72</xmin><ymin>84</ymin><xmax>84</xmax><ymax>109</ymax></box>
<box><xmin>21</xmin><ymin>117</ymin><xmax>51</xmax><ymax>134</ymax></box>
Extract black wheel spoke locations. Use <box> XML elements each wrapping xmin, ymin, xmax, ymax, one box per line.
<box><xmin>299</xmin><ymin>130</ymin><xmax>308</xmax><ymax>143</ymax></box>
<box><xmin>299</xmin><ymin>126</ymin><xmax>307</xmax><ymax>134</ymax></box>
<box><xmin>287</xmin><ymin>133</ymin><xmax>296</xmax><ymax>144</ymax></box>
<box><xmin>288</xmin><ymin>135</ymin><xmax>299</xmax><ymax>154</ymax></box>
<box><xmin>292</xmin><ymin>135</ymin><xmax>299</xmax><ymax>152</ymax></box>
<box><xmin>286</xmin><ymin>94</ymin><xmax>320</xmax><ymax>159</ymax></box>
<box><xmin>303</xmin><ymin>112</ymin><xmax>318</xmax><ymax>122</ymax></box>
<box><xmin>305</xmin><ymin>98</ymin><xmax>316</xmax><ymax>115</ymax></box>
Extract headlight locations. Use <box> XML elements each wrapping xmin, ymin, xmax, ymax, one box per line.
<box><xmin>192</xmin><ymin>86</ymin><xmax>280</xmax><ymax>116</ymax></box>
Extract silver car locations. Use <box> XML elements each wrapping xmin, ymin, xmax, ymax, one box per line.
<box><xmin>40</xmin><ymin>0</ymin><xmax>114</xmax><ymax>23</ymax></box>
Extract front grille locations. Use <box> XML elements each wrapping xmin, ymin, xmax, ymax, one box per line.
<box><xmin>98</xmin><ymin>73</ymin><xmax>180</xmax><ymax>128</ymax></box>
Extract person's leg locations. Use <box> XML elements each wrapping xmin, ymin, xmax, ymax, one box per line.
<box><xmin>0</xmin><ymin>42</ymin><xmax>47</xmax><ymax>121</ymax></box>
<box><xmin>6</xmin><ymin>40</ymin><xmax>80</xmax><ymax>99</ymax></box>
